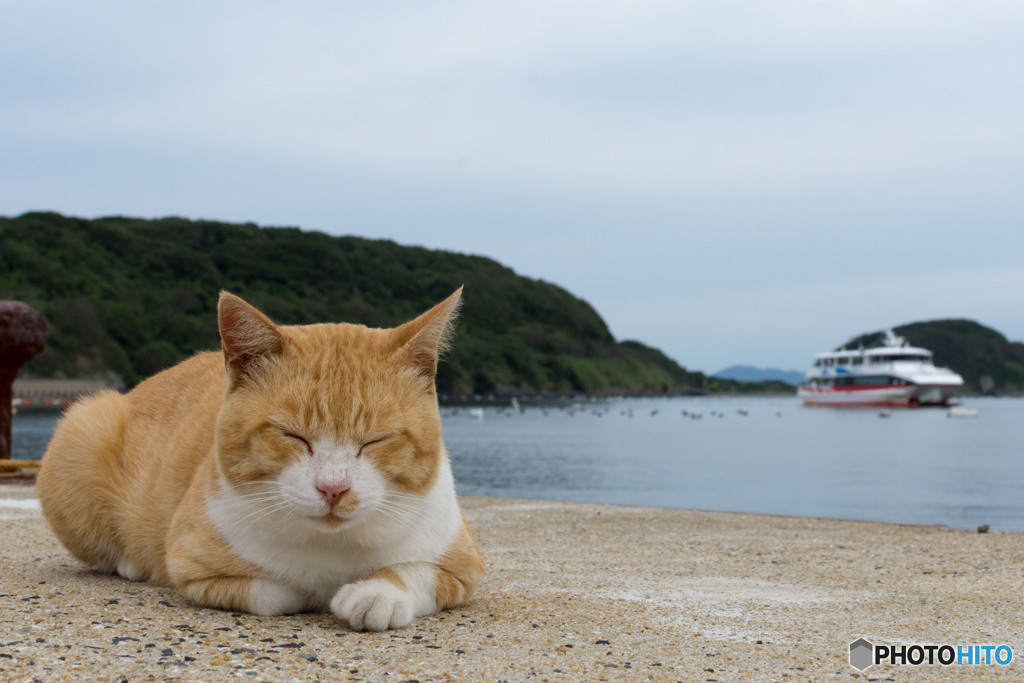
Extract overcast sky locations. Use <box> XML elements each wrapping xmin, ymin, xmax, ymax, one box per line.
<box><xmin>3</xmin><ymin>1</ymin><xmax>1022</xmax><ymax>373</ymax></box>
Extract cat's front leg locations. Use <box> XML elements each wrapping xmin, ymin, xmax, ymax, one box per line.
<box><xmin>330</xmin><ymin>564</ymin><xmax>435</xmax><ymax>631</ymax></box>
<box><xmin>332</xmin><ymin>523</ymin><xmax>485</xmax><ymax>631</ymax></box>
<box><xmin>177</xmin><ymin>574</ymin><xmax>310</xmax><ymax>616</ymax></box>
<box><xmin>166</xmin><ymin>481</ymin><xmax>311</xmax><ymax>616</ymax></box>
<box><xmin>168</xmin><ymin>537</ymin><xmax>312</xmax><ymax>615</ymax></box>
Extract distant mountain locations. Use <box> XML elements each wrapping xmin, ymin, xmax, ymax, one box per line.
<box><xmin>839</xmin><ymin>319</ymin><xmax>1024</xmax><ymax>394</ymax></box>
<box><xmin>715</xmin><ymin>365</ymin><xmax>804</xmax><ymax>386</ymax></box>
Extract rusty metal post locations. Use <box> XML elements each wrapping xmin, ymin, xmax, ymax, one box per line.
<box><xmin>0</xmin><ymin>301</ymin><xmax>49</xmax><ymax>459</ymax></box>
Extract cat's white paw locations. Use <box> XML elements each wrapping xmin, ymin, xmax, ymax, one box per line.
<box><xmin>115</xmin><ymin>557</ymin><xmax>144</xmax><ymax>581</ymax></box>
<box><xmin>248</xmin><ymin>577</ymin><xmax>308</xmax><ymax>616</ymax></box>
<box><xmin>331</xmin><ymin>579</ymin><xmax>413</xmax><ymax>631</ymax></box>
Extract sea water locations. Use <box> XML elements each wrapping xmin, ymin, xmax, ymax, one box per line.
<box><xmin>11</xmin><ymin>396</ymin><xmax>1023</xmax><ymax>531</ymax></box>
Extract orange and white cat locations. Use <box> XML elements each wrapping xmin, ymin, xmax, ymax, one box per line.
<box><xmin>37</xmin><ymin>289</ymin><xmax>483</xmax><ymax>631</ymax></box>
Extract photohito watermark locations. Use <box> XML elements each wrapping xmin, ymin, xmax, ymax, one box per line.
<box><xmin>849</xmin><ymin>638</ymin><xmax>1013</xmax><ymax>671</ymax></box>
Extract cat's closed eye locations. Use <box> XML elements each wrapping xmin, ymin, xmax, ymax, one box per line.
<box><xmin>283</xmin><ymin>433</ymin><xmax>312</xmax><ymax>453</ymax></box>
<box><xmin>358</xmin><ymin>435</ymin><xmax>396</xmax><ymax>457</ymax></box>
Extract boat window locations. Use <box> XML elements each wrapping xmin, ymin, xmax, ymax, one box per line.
<box><xmin>881</xmin><ymin>354</ymin><xmax>929</xmax><ymax>363</ymax></box>
<box><xmin>840</xmin><ymin>375</ymin><xmax>876</xmax><ymax>386</ymax></box>
<box><xmin>852</xmin><ymin>357</ymin><xmax>863</xmax><ymax>366</ymax></box>
<box><xmin>814</xmin><ymin>359</ymin><xmax>823</xmax><ymax>367</ymax></box>
<box><xmin>837</xmin><ymin>357</ymin><xmax>849</xmax><ymax>366</ymax></box>
<box><xmin>851</xmin><ymin>375</ymin><xmax>886</xmax><ymax>385</ymax></box>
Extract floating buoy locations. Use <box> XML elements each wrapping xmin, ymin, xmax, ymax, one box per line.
<box><xmin>948</xmin><ymin>406</ymin><xmax>979</xmax><ymax>419</ymax></box>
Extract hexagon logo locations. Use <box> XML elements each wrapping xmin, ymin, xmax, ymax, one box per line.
<box><xmin>849</xmin><ymin>638</ymin><xmax>874</xmax><ymax>671</ymax></box>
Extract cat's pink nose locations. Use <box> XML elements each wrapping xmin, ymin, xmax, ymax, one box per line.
<box><xmin>317</xmin><ymin>481</ymin><xmax>351</xmax><ymax>507</ymax></box>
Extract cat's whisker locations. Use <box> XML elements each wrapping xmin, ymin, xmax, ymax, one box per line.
<box><xmin>235</xmin><ymin>491</ymin><xmax>288</xmax><ymax>506</ymax></box>
<box><xmin>371</xmin><ymin>497</ymin><xmax>409</xmax><ymax>517</ymax></box>
<box><xmin>378</xmin><ymin>505</ymin><xmax>420</xmax><ymax>524</ymax></box>
<box><xmin>381</xmin><ymin>490</ymin><xmax>426</xmax><ymax>501</ymax></box>
<box><xmin>242</xmin><ymin>493</ymin><xmax>296</xmax><ymax>520</ymax></box>
<box><xmin>233</xmin><ymin>488</ymin><xmax>299</xmax><ymax>525</ymax></box>
<box><xmin>241</xmin><ymin>500</ymin><xmax>281</xmax><ymax>517</ymax></box>
<box><xmin>373</xmin><ymin>497</ymin><xmax>424</xmax><ymax>531</ymax></box>
<box><xmin>232</xmin><ymin>480</ymin><xmax>286</xmax><ymax>493</ymax></box>
<box><xmin>246</xmin><ymin>502</ymin><xmax>297</xmax><ymax>526</ymax></box>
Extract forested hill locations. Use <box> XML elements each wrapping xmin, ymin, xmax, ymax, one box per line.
<box><xmin>839</xmin><ymin>320</ymin><xmax>1024</xmax><ymax>394</ymax></box>
<box><xmin>0</xmin><ymin>212</ymin><xmax>784</xmax><ymax>395</ymax></box>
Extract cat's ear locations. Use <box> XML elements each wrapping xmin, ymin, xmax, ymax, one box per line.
<box><xmin>392</xmin><ymin>287</ymin><xmax>463</xmax><ymax>381</ymax></box>
<box><xmin>218</xmin><ymin>292</ymin><xmax>286</xmax><ymax>388</ymax></box>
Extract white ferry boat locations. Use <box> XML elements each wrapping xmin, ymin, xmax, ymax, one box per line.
<box><xmin>798</xmin><ymin>330</ymin><xmax>964</xmax><ymax>406</ymax></box>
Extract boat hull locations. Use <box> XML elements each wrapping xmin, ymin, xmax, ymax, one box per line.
<box><xmin>798</xmin><ymin>383</ymin><xmax>958</xmax><ymax>407</ymax></box>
